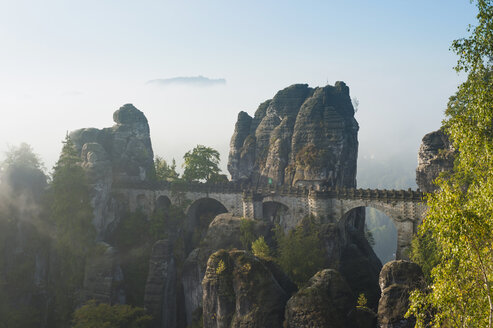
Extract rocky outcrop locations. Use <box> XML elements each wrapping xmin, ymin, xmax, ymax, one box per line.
<box><xmin>377</xmin><ymin>261</ymin><xmax>424</xmax><ymax>328</ymax></box>
<box><xmin>202</xmin><ymin>250</ymin><xmax>293</xmax><ymax>328</ymax></box>
<box><xmin>284</xmin><ymin>269</ymin><xmax>355</xmax><ymax>328</ymax></box>
<box><xmin>416</xmin><ymin>129</ymin><xmax>455</xmax><ymax>193</ymax></box>
<box><xmin>144</xmin><ymin>240</ymin><xmax>177</xmax><ymax>328</ymax></box>
<box><xmin>182</xmin><ymin>214</ymin><xmax>273</xmax><ymax>323</ymax></box>
<box><xmin>348</xmin><ymin>306</ymin><xmax>378</xmax><ymax>328</ymax></box>
<box><xmin>70</xmin><ymin>104</ymin><xmax>155</xmax><ymax>237</ymax></box>
<box><xmin>80</xmin><ymin>243</ymin><xmax>125</xmax><ymax>305</ymax></box>
<box><xmin>320</xmin><ymin>220</ymin><xmax>382</xmax><ymax>310</ymax></box>
<box><xmin>228</xmin><ymin>82</ymin><xmax>358</xmax><ymax>188</ymax></box>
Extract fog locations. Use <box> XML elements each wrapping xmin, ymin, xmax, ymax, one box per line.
<box><xmin>0</xmin><ymin>1</ymin><xmax>476</xmax><ymax>183</ymax></box>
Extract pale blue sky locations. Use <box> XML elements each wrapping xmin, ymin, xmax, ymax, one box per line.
<box><xmin>0</xmin><ymin>0</ymin><xmax>477</xmax><ymax>179</ymax></box>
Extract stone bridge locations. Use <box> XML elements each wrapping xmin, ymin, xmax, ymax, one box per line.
<box><xmin>114</xmin><ymin>181</ymin><xmax>426</xmax><ymax>260</ymax></box>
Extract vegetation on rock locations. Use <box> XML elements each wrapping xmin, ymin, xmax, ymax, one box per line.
<box><xmin>72</xmin><ymin>300</ymin><xmax>152</xmax><ymax>328</ymax></box>
<box><xmin>408</xmin><ymin>1</ymin><xmax>493</xmax><ymax>326</ymax></box>
<box><xmin>154</xmin><ymin>156</ymin><xmax>180</xmax><ymax>182</ymax></box>
<box><xmin>48</xmin><ymin>136</ymin><xmax>97</xmax><ymax>327</ymax></box>
<box><xmin>274</xmin><ymin>217</ymin><xmax>326</xmax><ymax>287</ymax></box>
<box><xmin>252</xmin><ymin>236</ymin><xmax>271</xmax><ymax>260</ymax></box>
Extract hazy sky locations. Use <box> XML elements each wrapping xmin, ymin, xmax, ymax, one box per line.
<box><xmin>0</xmin><ymin>0</ymin><xmax>477</xmax><ymax>178</ymax></box>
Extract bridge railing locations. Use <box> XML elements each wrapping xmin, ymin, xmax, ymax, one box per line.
<box><xmin>113</xmin><ymin>180</ymin><xmax>424</xmax><ymax>202</ymax></box>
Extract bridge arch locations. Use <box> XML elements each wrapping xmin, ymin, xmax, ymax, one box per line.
<box><xmin>342</xmin><ymin>206</ymin><xmax>398</xmax><ymax>264</ymax></box>
<box><xmin>184</xmin><ymin>197</ymin><xmax>228</xmax><ymax>253</ymax></box>
<box><xmin>340</xmin><ymin>200</ymin><xmax>415</xmax><ymax>260</ymax></box>
<box><xmin>262</xmin><ymin>201</ymin><xmax>290</xmax><ymax>225</ymax></box>
<box><xmin>155</xmin><ymin>195</ymin><xmax>171</xmax><ymax>211</ymax></box>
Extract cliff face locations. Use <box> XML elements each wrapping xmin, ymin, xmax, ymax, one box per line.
<box><xmin>70</xmin><ymin>104</ymin><xmax>155</xmax><ymax>236</ymax></box>
<box><xmin>416</xmin><ymin>129</ymin><xmax>455</xmax><ymax>193</ymax></box>
<box><xmin>228</xmin><ymin>82</ymin><xmax>359</xmax><ymax>187</ymax></box>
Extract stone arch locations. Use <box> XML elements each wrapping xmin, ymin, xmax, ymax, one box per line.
<box><xmin>262</xmin><ymin>201</ymin><xmax>290</xmax><ymax>226</ymax></box>
<box><xmin>185</xmin><ymin>197</ymin><xmax>228</xmax><ymax>253</ymax></box>
<box><xmin>155</xmin><ymin>195</ymin><xmax>171</xmax><ymax>212</ymax></box>
<box><xmin>340</xmin><ymin>201</ymin><xmax>411</xmax><ymax>260</ymax></box>
<box><xmin>341</xmin><ymin>201</ymin><xmax>399</xmax><ymax>224</ymax></box>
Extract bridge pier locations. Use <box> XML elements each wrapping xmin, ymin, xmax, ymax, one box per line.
<box><xmin>242</xmin><ymin>192</ymin><xmax>263</xmax><ymax>220</ymax></box>
<box><xmin>395</xmin><ymin>219</ymin><xmax>415</xmax><ymax>260</ymax></box>
<box><xmin>308</xmin><ymin>190</ymin><xmax>330</xmax><ymax>222</ymax></box>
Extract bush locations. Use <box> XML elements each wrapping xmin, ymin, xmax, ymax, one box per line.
<box><xmin>274</xmin><ymin>216</ymin><xmax>326</xmax><ymax>287</ymax></box>
<box><xmin>251</xmin><ymin>236</ymin><xmax>270</xmax><ymax>260</ymax></box>
<box><xmin>72</xmin><ymin>300</ymin><xmax>152</xmax><ymax>328</ymax></box>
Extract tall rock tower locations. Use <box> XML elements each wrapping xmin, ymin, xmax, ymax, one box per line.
<box><xmin>228</xmin><ymin>82</ymin><xmax>359</xmax><ymax>188</ymax></box>
<box><xmin>69</xmin><ymin>103</ymin><xmax>155</xmax><ymax>237</ymax></box>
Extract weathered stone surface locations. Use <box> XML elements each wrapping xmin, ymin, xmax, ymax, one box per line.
<box><xmin>348</xmin><ymin>306</ymin><xmax>378</xmax><ymax>328</ymax></box>
<box><xmin>202</xmin><ymin>250</ymin><xmax>291</xmax><ymax>328</ymax></box>
<box><xmin>182</xmin><ymin>248</ymin><xmax>207</xmax><ymax>326</ymax></box>
<box><xmin>284</xmin><ymin>269</ymin><xmax>355</xmax><ymax>328</ymax></box>
<box><xmin>182</xmin><ymin>214</ymin><xmax>273</xmax><ymax>324</ymax></box>
<box><xmin>70</xmin><ymin>103</ymin><xmax>155</xmax><ymax>237</ymax></box>
<box><xmin>80</xmin><ymin>242</ymin><xmax>125</xmax><ymax>305</ymax></box>
<box><xmin>144</xmin><ymin>239</ymin><xmax>177</xmax><ymax>328</ymax></box>
<box><xmin>228</xmin><ymin>82</ymin><xmax>358</xmax><ymax>188</ymax></box>
<box><xmin>201</xmin><ymin>213</ymin><xmax>272</xmax><ymax>251</ymax></box>
<box><xmin>378</xmin><ymin>261</ymin><xmax>424</xmax><ymax>328</ymax></box>
<box><xmin>416</xmin><ymin>129</ymin><xmax>455</xmax><ymax>193</ymax></box>
<box><xmin>319</xmin><ymin>220</ymin><xmax>382</xmax><ymax>310</ymax></box>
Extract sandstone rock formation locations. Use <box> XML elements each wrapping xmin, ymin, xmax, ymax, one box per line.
<box><xmin>228</xmin><ymin>82</ymin><xmax>358</xmax><ymax>188</ymax></box>
<box><xmin>80</xmin><ymin>242</ymin><xmax>125</xmax><ymax>305</ymax></box>
<box><xmin>182</xmin><ymin>214</ymin><xmax>273</xmax><ymax>323</ymax></box>
<box><xmin>348</xmin><ymin>306</ymin><xmax>378</xmax><ymax>328</ymax></box>
<box><xmin>70</xmin><ymin>103</ymin><xmax>155</xmax><ymax>237</ymax></box>
<box><xmin>320</xmin><ymin>221</ymin><xmax>382</xmax><ymax>309</ymax></box>
<box><xmin>416</xmin><ymin>129</ymin><xmax>455</xmax><ymax>193</ymax></box>
<box><xmin>377</xmin><ymin>260</ymin><xmax>424</xmax><ymax>328</ymax></box>
<box><xmin>144</xmin><ymin>240</ymin><xmax>177</xmax><ymax>328</ymax></box>
<box><xmin>284</xmin><ymin>269</ymin><xmax>355</xmax><ymax>328</ymax></box>
<box><xmin>202</xmin><ymin>250</ymin><xmax>293</xmax><ymax>328</ymax></box>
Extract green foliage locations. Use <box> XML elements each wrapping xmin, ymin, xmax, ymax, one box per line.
<box><xmin>1</xmin><ymin>143</ymin><xmax>47</xmax><ymax>198</ymax></box>
<box><xmin>48</xmin><ymin>136</ymin><xmax>96</xmax><ymax>327</ymax></box>
<box><xmin>239</xmin><ymin>218</ymin><xmax>256</xmax><ymax>251</ymax></box>
<box><xmin>251</xmin><ymin>236</ymin><xmax>270</xmax><ymax>260</ymax></box>
<box><xmin>357</xmin><ymin>293</ymin><xmax>368</xmax><ymax>307</ymax></box>
<box><xmin>112</xmin><ymin>203</ymin><xmax>187</xmax><ymax>306</ymax></box>
<box><xmin>295</xmin><ymin>144</ymin><xmax>331</xmax><ymax>169</ymax></box>
<box><xmin>274</xmin><ymin>216</ymin><xmax>326</xmax><ymax>287</ymax></box>
<box><xmin>72</xmin><ymin>300</ymin><xmax>152</xmax><ymax>328</ymax></box>
<box><xmin>2</xmin><ymin>142</ymin><xmax>44</xmax><ymax>171</ymax></box>
<box><xmin>154</xmin><ymin>156</ymin><xmax>179</xmax><ymax>182</ymax></box>
<box><xmin>51</xmin><ymin>136</ymin><xmax>96</xmax><ymax>255</ymax></box>
<box><xmin>182</xmin><ymin>145</ymin><xmax>224</xmax><ymax>182</ymax></box>
<box><xmin>409</xmin><ymin>228</ymin><xmax>441</xmax><ymax>283</ymax></box>
<box><xmin>216</xmin><ymin>259</ymin><xmax>226</xmax><ymax>275</ymax></box>
<box><xmin>408</xmin><ymin>2</ymin><xmax>493</xmax><ymax>326</ymax></box>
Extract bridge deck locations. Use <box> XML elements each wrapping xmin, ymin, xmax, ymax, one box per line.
<box><xmin>113</xmin><ymin>181</ymin><xmax>424</xmax><ymax>202</ymax></box>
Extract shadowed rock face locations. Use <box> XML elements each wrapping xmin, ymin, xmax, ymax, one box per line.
<box><xmin>80</xmin><ymin>243</ymin><xmax>125</xmax><ymax>306</ymax></box>
<box><xmin>202</xmin><ymin>250</ymin><xmax>293</xmax><ymax>328</ymax></box>
<box><xmin>377</xmin><ymin>261</ymin><xmax>424</xmax><ymax>328</ymax></box>
<box><xmin>228</xmin><ymin>82</ymin><xmax>358</xmax><ymax>188</ymax></box>
<box><xmin>284</xmin><ymin>269</ymin><xmax>355</xmax><ymax>328</ymax></box>
<box><xmin>416</xmin><ymin>129</ymin><xmax>455</xmax><ymax>193</ymax></box>
<box><xmin>69</xmin><ymin>104</ymin><xmax>155</xmax><ymax>237</ymax></box>
<box><xmin>144</xmin><ymin>240</ymin><xmax>176</xmax><ymax>328</ymax></box>
<box><xmin>182</xmin><ymin>214</ymin><xmax>273</xmax><ymax>324</ymax></box>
